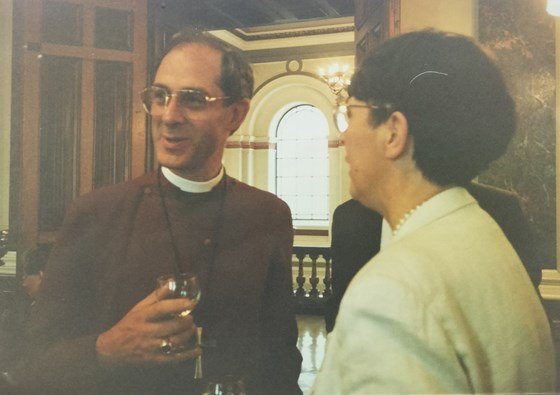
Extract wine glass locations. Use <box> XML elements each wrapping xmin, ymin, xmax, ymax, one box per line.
<box><xmin>156</xmin><ymin>272</ymin><xmax>204</xmax><ymax>378</ymax></box>
<box><xmin>156</xmin><ymin>272</ymin><xmax>201</xmax><ymax>316</ymax></box>
<box><xmin>203</xmin><ymin>375</ymin><xmax>246</xmax><ymax>395</ymax></box>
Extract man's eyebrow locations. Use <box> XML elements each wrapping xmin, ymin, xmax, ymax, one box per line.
<box><xmin>150</xmin><ymin>83</ymin><xmax>168</xmax><ymax>90</ymax></box>
<box><xmin>151</xmin><ymin>84</ymin><xmax>210</xmax><ymax>94</ymax></box>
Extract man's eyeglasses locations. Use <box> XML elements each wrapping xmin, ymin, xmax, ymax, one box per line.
<box><xmin>333</xmin><ymin>103</ymin><xmax>382</xmax><ymax>133</ymax></box>
<box><xmin>140</xmin><ymin>86</ymin><xmax>230</xmax><ymax>117</ymax></box>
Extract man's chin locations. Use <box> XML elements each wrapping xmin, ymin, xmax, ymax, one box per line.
<box><xmin>160</xmin><ymin>162</ymin><xmax>194</xmax><ymax>173</ymax></box>
<box><xmin>156</xmin><ymin>152</ymin><xmax>192</xmax><ymax>170</ymax></box>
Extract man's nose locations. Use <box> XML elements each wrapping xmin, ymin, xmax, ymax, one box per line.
<box><xmin>161</xmin><ymin>94</ymin><xmax>185</xmax><ymax>121</ymax></box>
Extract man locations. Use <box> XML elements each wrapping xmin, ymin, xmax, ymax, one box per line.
<box><xmin>325</xmin><ymin>183</ymin><xmax>542</xmax><ymax>332</ymax></box>
<box><xmin>312</xmin><ymin>30</ymin><xmax>555</xmax><ymax>394</ymax></box>
<box><xmin>325</xmin><ymin>200</ymin><xmax>381</xmax><ymax>333</ymax></box>
<box><xmin>13</xmin><ymin>29</ymin><xmax>302</xmax><ymax>394</ymax></box>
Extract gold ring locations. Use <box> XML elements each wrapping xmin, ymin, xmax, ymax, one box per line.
<box><xmin>160</xmin><ymin>338</ymin><xmax>173</xmax><ymax>355</ymax></box>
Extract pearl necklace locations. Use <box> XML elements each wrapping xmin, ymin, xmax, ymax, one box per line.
<box><xmin>392</xmin><ymin>204</ymin><xmax>423</xmax><ymax>236</ymax></box>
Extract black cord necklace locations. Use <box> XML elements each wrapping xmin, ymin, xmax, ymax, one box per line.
<box><xmin>156</xmin><ymin>167</ymin><xmax>228</xmax><ymax>292</ymax></box>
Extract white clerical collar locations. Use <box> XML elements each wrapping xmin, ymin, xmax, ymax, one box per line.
<box><xmin>161</xmin><ymin>166</ymin><xmax>224</xmax><ymax>193</ymax></box>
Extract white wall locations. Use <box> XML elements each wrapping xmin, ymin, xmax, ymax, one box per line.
<box><xmin>226</xmin><ymin>56</ymin><xmax>354</xmax><ymax>247</ymax></box>
<box><xmin>401</xmin><ymin>0</ymin><xmax>478</xmax><ymax>37</ymax></box>
<box><xmin>0</xmin><ymin>0</ymin><xmax>12</xmax><ymax>230</ymax></box>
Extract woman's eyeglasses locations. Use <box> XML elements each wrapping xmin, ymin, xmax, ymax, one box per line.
<box><xmin>140</xmin><ymin>86</ymin><xmax>229</xmax><ymax>117</ymax></box>
<box><xmin>333</xmin><ymin>103</ymin><xmax>381</xmax><ymax>133</ymax></box>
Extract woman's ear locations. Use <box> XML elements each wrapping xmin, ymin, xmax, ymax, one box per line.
<box><xmin>384</xmin><ymin>111</ymin><xmax>410</xmax><ymax>159</ymax></box>
<box><xmin>226</xmin><ymin>99</ymin><xmax>251</xmax><ymax>135</ymax></box>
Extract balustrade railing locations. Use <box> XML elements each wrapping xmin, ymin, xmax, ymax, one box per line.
<box><xmin>292</xmin><ymin>246</ymin><xmax>331</xmax><ymax>314</ymax></box>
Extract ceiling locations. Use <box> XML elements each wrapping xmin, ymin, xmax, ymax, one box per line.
<box><xmin>154</xmin><ymin>0</ymin><xmax>355</xmax><ymax>31</ymax></box>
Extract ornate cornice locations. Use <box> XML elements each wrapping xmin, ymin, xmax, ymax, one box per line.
<box><xmin>230</xmin><ymin>24</ymin><xmax>354</xmax><ymax>41</ymax></box>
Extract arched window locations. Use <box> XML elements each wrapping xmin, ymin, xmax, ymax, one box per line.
<box><xmin>276</xmin><ymin>104</ymin><xmax>329</xmax><ymax>227</ymax></box>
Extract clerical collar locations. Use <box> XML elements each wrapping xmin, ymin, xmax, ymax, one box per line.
<box><xmin>161</xmin><ymin>166</ymin><xmax>224</xmax><ymax>193</ymax></box>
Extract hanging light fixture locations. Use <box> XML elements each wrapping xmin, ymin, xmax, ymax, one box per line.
<box><xmin>318</xmin><ymin>63</ymin><xmax>353</xmax><ymax>96</ymax></box>
<box><xmin>547</xmin><ymin>0</ymin><xmax>560</xmax><ymax>16</ymax></box>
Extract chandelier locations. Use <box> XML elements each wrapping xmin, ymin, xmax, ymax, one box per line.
<box><xmin>319</xmin><ymin>63</ymin><xmax>353</xmax><ymax>96</ymax></box>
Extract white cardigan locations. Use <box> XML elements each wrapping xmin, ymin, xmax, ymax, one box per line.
<box><xmin>312</xmin><ymin>187</ymin><xmax>555</xmax><ymax>394</ymax></box>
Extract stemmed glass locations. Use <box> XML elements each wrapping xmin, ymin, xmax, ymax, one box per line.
<box><xmin>156</xmin><ymin>272</ymin><xmax>203</xmax><ymax>378</ymax></box>
<box><xmin>156</xmin><ymin>272</ymin><xmax>201</xmax><ymax>316</ymax></box>
<box><xmin>203</xmin><ymin>375</ymin><xmax>247</xmax><ymax>395</ymax></box>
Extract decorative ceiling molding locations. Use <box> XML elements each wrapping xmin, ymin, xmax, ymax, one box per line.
<box><xmin>230</xmin><ymin>22</ymin><xmax>354</xmax><ymax>41</ymax></box>
<box><xmin>210</xmin><ymin>17</ymin><xmax>355</xmax><ymax>55</ymax></box>
<box><xmin>245</xmin><ymin>42</ymin><xmax>355</xmax><ymax>63</ymax></box>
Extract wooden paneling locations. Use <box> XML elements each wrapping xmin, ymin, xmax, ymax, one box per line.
<box><xmin>39</xmin><ymin>56</ymin><xmax>82</xmax><ymax>230</ymax></box>
<box><xmin>353</xmin><ymin>0</ymin><xmax>400</xmax><ymax>65</ymax></box>
<box><xmin>14</xmin><ymin>0</ymin><xmax>147</xmax><ymax>253</ymax></box>
<box><xmin>93</xmin><ymin>61</ymin><xmax>132</xmax><ymax>188</ymax></box>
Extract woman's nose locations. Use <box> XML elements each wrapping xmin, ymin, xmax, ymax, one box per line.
<box><xmin>340</xmin><ymin>129</ymin><xmax>347</xmax><ymax>144</ymax></box>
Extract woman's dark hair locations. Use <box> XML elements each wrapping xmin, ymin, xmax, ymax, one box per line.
<box><xmin>349</xmin><ymin>29</ymin><xmax>516</xmax><ymax>186</ymax></box>
<box><xmin>158</xmin><ymin>27</ymin><xmax>254</xmax><ymax>105</ymax></box>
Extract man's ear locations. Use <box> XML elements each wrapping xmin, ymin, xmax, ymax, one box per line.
<box><xmin>226</xmin><ymin>99</ymin><xmax>250</xmax><ymax>135</ymax></box>
<box><xmin>384</xmin><ymin>111</ymin><xmax>410</xmax><ymax>159</ymax></box>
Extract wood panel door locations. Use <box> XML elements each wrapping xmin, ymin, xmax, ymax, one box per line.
<box><xmin>353</xmin><ymin>0</ymin><xmax>400</xmax><ymax>65</ymax></box>
<box><xmin>13</xmin><ymin>0</ymin><xmax>147</xmax><ymax>252</ymax></box>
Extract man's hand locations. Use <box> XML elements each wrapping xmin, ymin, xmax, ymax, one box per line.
<box><xmin>95</xmin><ymin>288</ymin><xmax>201</xmax><ymax>368</ymax></box>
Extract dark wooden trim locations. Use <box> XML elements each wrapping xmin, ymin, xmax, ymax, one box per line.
<box><xmin>294</xmin><ymin>228</ymin><xmax>328</xmax><ymax>236</ymax></box>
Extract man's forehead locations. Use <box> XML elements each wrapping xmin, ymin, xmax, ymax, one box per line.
<box><xmin>155</xmin><ymin>43</ymin><xmax>222</xmax><ymax>87</ymax></box>
<box><xmin>168</xmin><ymin>42</ymin><xmax>221</xmax><ymax>60</ymax></box>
